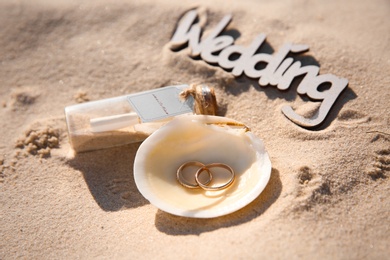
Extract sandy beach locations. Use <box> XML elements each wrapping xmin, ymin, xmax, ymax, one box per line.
<box><xmin>1</xmin><ymin>0</ymin><xmax>389</xmax><ymax>259</ymax></box>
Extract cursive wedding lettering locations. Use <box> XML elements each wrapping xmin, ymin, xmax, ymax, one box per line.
<box><xmin>169</xmin><ymin>9</ymin><xmax>349</xmax><ymax>128</ymax></box>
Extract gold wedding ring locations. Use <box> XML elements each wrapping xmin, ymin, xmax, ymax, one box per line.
<box><xmin>176</xmin><ymin>161</ymin><xmax>235</xmax><ymax>191</ymax></box>
<box><xmin>195</xmin><ymin>163</ymin><xmax>235</xmax><ymax>191</ymax></box>
<box><xmin>176</xmin><ymin>161</ymin><xmax>212</xmax><ymax>189</ymax></box>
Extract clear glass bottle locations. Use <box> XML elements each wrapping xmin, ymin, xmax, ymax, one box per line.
<box><xmin>65</xmin><ymin>84</ymin><xmax>217</xmax><ymax>153</ymax></box>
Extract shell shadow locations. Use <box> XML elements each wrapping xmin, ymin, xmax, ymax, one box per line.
<box><xmin>154</xmin><ymin>168</ymin><xmax>281</xmax><ymax>235</ymax></box>
<box><xmin>66</xmin><ymin>143</ymin><xmax>149</xmax><ymax>211</ymax></box>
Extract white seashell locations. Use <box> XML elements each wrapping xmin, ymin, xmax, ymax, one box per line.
<box><xmin>133</xmin><ymin>115</ymin><xmax>272</xmax><ymax>218</ymax></box>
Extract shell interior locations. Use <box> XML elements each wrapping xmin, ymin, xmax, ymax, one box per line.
<box><xmin>133</xmin><ymin>115</ymin><xmax>272</xmax><ymax>218</ymax></box>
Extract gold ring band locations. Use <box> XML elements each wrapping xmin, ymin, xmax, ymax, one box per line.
<box><xmin>195</xmin><ymin>163</ymin><xmax>235</xmax><ymax>191</ymax></box>
<box><xmin>176</xmin><ymin>161</ymin><xmax>212</xmax><ymax>189</ymax></box>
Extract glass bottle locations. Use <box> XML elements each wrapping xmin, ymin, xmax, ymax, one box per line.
<box><xmin>65</xmin><ymin>84</ymin><xmax>217</xmax><ymax>153</ymax></box>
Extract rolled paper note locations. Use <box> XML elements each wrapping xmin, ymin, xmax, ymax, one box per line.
<box><xmin>90</xmin><ymin>112</ymin><xmax>139</xmax><ymax>133</ymax></box>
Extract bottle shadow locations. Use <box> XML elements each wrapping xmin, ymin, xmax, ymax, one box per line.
<box><xmin>66</xmin><ymin>143</ymin><xmax>149</xmax><ymax>211</ymax></box>
<box><xmin>154</xmin><ymin>168</ymin><xmax>282</xmax><ymax>235</ymax></box>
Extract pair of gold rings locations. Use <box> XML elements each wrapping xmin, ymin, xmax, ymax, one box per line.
<box><xmin>176</xmin><ymin>161</ymin><xmax>235</xmax><ymax>191</ymax></box>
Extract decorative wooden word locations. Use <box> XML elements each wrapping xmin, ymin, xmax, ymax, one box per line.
<box><xmin>169</xmin><ymin>9</ymin><xmax>349</xmax><ymax>128</ymax></box>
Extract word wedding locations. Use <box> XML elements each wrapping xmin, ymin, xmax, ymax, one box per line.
<box><xmin>169</xmin><ymin>9</ymin><xmax>349</xmax><ymax>128</ymax></box>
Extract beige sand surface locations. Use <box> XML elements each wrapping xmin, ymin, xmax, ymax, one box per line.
<box><xmin>1</xmin><ymin>0</ymin><xmax>389</xmax><ymax>259</ymax></box>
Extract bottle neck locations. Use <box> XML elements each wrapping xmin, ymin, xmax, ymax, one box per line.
<box><xmin>180</xmin><ymin>84</ymin><xmax>218</xmax><ymax>116</ymax></box>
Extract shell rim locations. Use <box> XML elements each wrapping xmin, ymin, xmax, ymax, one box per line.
<box><xmin>133</xmin><ymin>115</ymin><xmax>272</xmax><ymax>218</ymax></box>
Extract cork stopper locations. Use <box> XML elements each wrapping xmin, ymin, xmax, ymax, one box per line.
<box><xmin>180</xmin><ymin>84</ymin><xmax>218</xmax><ymax>116</ymax></box>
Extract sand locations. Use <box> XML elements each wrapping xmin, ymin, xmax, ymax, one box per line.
<box><xmin>1</xmin><ymin>0</ymin><xmax>389</xmax><ymax>259</ymax></box>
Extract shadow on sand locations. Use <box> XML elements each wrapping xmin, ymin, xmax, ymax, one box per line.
<box><xmin>155</xmin><ymin>168</ymin><xmax>282</xmax><ymax>235</ymax></box>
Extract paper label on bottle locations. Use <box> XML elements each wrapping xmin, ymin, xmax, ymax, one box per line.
<box><xmin>127</xmin><ymin>85</ymin><xmax>194</xmax><ymax>122</ymax></box>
